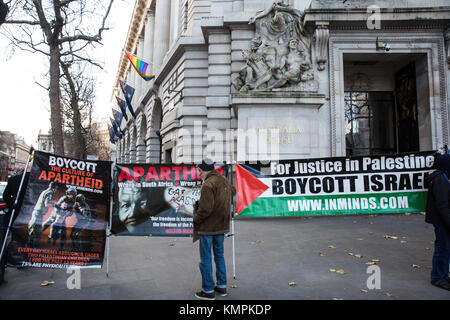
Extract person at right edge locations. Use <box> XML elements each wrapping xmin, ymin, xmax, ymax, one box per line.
<box><xmin>193</xmin><ymin>159</ymin><xmax>236</xmax><ymax>300</ymax></box>
<box><xmin>425</xmin><ymin>153</ymin><xmax>450</xmax><ymax>291</ymax></box>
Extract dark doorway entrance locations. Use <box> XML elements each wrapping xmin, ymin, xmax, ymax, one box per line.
<box><xmin>345</xmin><ymin>91</ymin><xmax>396</xmax><ymax>156</ymax></box>
<box><xmin>395</xmin><ymin>62</ymin><xmax>420</xmax><ymax>153</ymax></box>
<box><xmin>344</xmin><ymin>55</ymin><xmax>423</xmax><ymax>156</ymax></box>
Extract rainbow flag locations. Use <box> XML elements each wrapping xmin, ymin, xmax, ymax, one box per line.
<box><xmin>125</xmin><ymin>52</ymin><xmax>155</xmax><ymax>81</ymax></box>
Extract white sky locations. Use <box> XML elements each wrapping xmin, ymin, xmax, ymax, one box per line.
<box><xmin>0</xmin><ymin>0</ymin><xmax>135</xmax><ymax>146</ymax></box>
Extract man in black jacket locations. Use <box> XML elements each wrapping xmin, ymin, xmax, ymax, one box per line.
<box><xmin>1</xmin><ymin>170</ymin><xmax>30</xmax><ymax>285</ymax></box>
<box><xmin>425</xmin><ymin>153</ymin><xmax>450</xmax><ymax>290</ymax></box>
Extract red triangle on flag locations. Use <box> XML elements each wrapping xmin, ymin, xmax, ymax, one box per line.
<box><xmin>235</xmin><ymin>163</ymin><xmax>269</xmax><ymax>215</ymax></box>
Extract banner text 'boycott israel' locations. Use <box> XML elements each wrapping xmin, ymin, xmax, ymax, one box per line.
<box><xmin>235</xmin><ymin>152</ymin><xmax>436</xmax><ymax>217</ymax></box>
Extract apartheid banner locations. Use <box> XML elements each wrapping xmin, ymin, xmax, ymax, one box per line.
<box><xmin>7</xmin><ymin>151</ymin><xmax>111</xmax><ymax>269</ymax></box>
<box><xmin>111</xmin><ymin>164</ymin><xmax>227</xmax><ymax>236</ymax></box>
<box><xmin>236</xmin><ymin>152</ymin><xmax>436</xmax><ymax>217</ymax></box>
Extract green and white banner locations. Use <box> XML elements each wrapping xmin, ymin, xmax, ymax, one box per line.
<box><xmin>235</xmin><ymin>152</ymin><xmax>436</xmax><ymax>217</ymax></box>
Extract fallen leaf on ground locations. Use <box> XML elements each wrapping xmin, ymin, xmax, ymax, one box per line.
<box><xmin>348</xmin><ymin>252</ymin><xmax>354</xmax><ymax>256</ymax></box>
<box><xmin>329</xmin><ymin>269</ymin><xmax>336</xmax><ymax>272</ymax></box>
<box><xmin>425</xmin><ymin>248</ymin><xmax>430</xmax><ymax>251</ymax></box>
<box><xmin>384</xmin><ymin>235</ymin><xmax>398</xmax><ymax>240</ymax></box>
<box><xmin>371</xmin><ymin>259</ymin><xmax>380</xmax><ymax>262</ymax></box>
<box><xmin>336</xmin><ymin>269</ymin><xmax>346</xmax><ymax>275</ymax></box>
<box><xmin>318</xmin><ymin>252</ymin><xmax>325</xmax><ymax>257</ymax></box>
<box><xmin>400</xmin><ymin>241</ymin><xmax>407</xmax><ymax>244</ymax></box>
<box><xmin>366</xmin><ymin>261</ymin><xmax>376</xmax><ymax>265</ymax></box>
<box><xmin>411</xmin><ymin>264</ymin><xmax>421</xmax><ymax>268</ymax></box>
<box><xmin>360</xmin><ymin>289</ymin><xmax>368</xmax><ymax>293</ymax></box>
<box><xmin>332</xmin><ymin>298</ymin><xmax>344</xmax><ymax>300</ymax></box>
<box><xmin>328</xmin><ymin>245</ymin><xmax>336</xmax><ymax>249</ymax></box>
<box><xmin>354</xmin><ymin>254</ymin><xmax>363</xmax><ymax>259</ymax></box>
<box><xmin>230</xmin><ymin>284</ymin><xmax>238</xmax><ymax>288</ymax></box>
<box><xmin>356</xmin><ymin>238</ymin><xmax>364</xmax><ymax>241</ymax></box>
<box><xmin>368</xmin><ymin>232</ymin><xmax>374</xmax><ymax>235</ymax></box>
<box><xmin>41</xmin><ymin>281</ymin><xmax>55</xmax><ymax>287</ymax></box>
<box><xmin>382</xmin><ymin>291</ymin><xmax>393</xmax><ymax>297</ymax></box>
<box><xmin>288</xmin><ymin>281</ymin><xmax>297</xmax><ymax>286</ymax></box>
<box><xmin>404</xmin><ymin>213</ymin><xmax>411</xmax><ymax>216</ymax></box>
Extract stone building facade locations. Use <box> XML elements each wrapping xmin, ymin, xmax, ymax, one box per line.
<box><xmin>111</xmin><ymin>0</ymin><xmax>450</xmax><ymax>164</ymax></box>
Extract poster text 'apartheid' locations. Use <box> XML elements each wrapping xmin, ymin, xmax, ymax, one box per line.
<box><xmin>7</xmin><ymin>151</ymin><xmax>111</xmax><ymax>269</ymax></box>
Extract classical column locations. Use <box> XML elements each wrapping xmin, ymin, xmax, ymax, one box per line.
<box><xmin>142</xmin><ymin>10</ymin><xmax>155</xmax><ymax>97</ymax></box>
<box><xmin>124</xmin><ymin>132</ymin><xmax>130</xmax><ymax>163</ymax></box>
<box><xmin>136</xmin><ymin>36</ymin><xmax>145</xmax><ymax>101</ymax></box>
<box><xmin>153</xmin><ymin>0</ymin><xmax>171</xmax><ymax>73</ymax></box>
<box><xmin>119</xmin><ymin>140</ymin><xmax>124</xmax><ymax>163</ymax></box>
<box><xmin>144</xmin><ymin>9</ymin><xmax>155</xmax><ymax>75</ymax></box>
<box><xmin>169</xmin><ymin>0</ymin><xmax>179</xmax><ymax>46</ymax></box>
<box><xmin>136</xmin><ymin>114</ymin><xmax>147</xmax><ymax>163</ymax></box>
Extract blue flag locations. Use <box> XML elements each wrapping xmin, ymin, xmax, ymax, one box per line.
<box><xmin>108</xmin><ymin>124</ymin><xmax>116</xmax><ymax>144</ymax></box>
<box><xmin>119</xmin><ymin>80</ymin><xmax>136</xmax><ymax>119</ymax></box>
<box><xmin>112</xmin><ymin>108</ymin><xmax>125</xmax><ymax>135</ymax></box>
<box><xmin>110</xmin><ymin>117</ymin><xmax>123</xmax><ymax>139</ymax></box>
<box><xmin>115</xmin><ymin>96</ymin><xmax>129</xmax><ymax>122</ymax></box>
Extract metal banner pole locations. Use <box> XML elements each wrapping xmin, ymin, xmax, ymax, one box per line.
<box><xmin>106</xmin><ymin>163</ymin><xmax>115</xmax><ymax>278</ymax></box>
<box><xmin>228</xmin><ymin>163</ymin><xmax>237</xmax><ymax>279</ymax></box>
<box><xmin>0</xmin><ymin>146</ymin><xmax>34</xmax><ymax>265</ymax></box>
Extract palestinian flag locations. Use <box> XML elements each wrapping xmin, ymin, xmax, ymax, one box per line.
<box><xmin>235</xmin><ymin>163</ymin><xmax>269</xmax><ymax>216</ymax></box>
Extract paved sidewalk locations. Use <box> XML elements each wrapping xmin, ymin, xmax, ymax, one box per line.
<box><xmin>0</xmin><ymin>213</ymin><xmax>449</xmax><ymax>300</ymax></box>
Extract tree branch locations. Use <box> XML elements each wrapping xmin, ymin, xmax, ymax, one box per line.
<box><xmin>59</xmin><ymin>0</ymin><xmax>113</xmax><ymax>44</ymax></box>
<box><xmin>3</xmin><ymin>19</ymin><xmax>39</xmax><ymax>25</ymax></box>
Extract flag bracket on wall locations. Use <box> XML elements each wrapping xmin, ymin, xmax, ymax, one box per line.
<box><xmin>165</xmin><ymin>86</ymin><xmax>183</xmax><ymax>101</ymax></box>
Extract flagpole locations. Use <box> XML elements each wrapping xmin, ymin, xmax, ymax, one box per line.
<box><xmin>0</xmin><ymin>146</ymin><xmax>34</xmax><ymax>267</ymax></box>
<box><xmin>106</xmin><ymin>162</ymin><xmax>114</xmax><ymax>278</ymax></box>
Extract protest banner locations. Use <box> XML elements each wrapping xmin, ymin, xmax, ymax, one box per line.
<box><xmin>7</xmin><ymin>151</ymin><xmax>111</xmax><ymax>269</ymax></box>
<box><xmin>236</xmin><ymin>152</ymin><xmax>436</xmax><ymax>217</ymax></box>
<box><xmin>111</xmin><ymin>163</ymin><xmax>226</xmax><ymax>236</ymax></box>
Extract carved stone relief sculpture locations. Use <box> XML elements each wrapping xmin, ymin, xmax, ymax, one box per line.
<box><xmin>232</xmin><ymin>0</ymin><xmax>319</xmax><ymax>93</ymax></box>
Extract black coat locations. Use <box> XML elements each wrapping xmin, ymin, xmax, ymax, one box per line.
<box><xmin>424</xmin><ymin>170</ymin><xmax>450</xmax><ymax>229</ymax></box>
<box><xmin>3</xmin><ymin>172</ymin><xmax>30</xmax><ymax>217</ymax></box>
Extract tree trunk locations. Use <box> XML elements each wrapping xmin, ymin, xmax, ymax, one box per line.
<box><xmin>49</xmin><ymin>45</ymin><xmax>65</xmax><ymax>156</ymax></box>
<box><xmin>0</xmin><ymin>0</ymin><xmax>8</xmax><ymax>26</ymax></box>
<box><xmin>61</xmin><ymin>63</ymin><xmax>86</xmax><ymax>159</ymax></box>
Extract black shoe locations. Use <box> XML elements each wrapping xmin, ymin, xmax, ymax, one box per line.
<box><xmin>214</xmin><ymin>286</ymin><xmax>228</xmax><ymax>297</ymax></box>
<box><xmin>431</xmin><ymin>279</ymin><xmax>450</xmax><ymax>291</ymax></box>
<box><xmin>195</xmin><ymin>290</ymin><xmax>215</xmax><ymax>300</ymax></box>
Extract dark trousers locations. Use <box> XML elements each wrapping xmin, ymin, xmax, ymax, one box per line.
<box><xmin>431</xmin><ymin>225</ymin><xmax>450</xmax><ymax>281</ymax></box>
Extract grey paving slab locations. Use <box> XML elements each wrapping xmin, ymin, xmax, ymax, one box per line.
<box><xmin>0</xmin><ymin>213</ymin><xmax>449</xmax><ymax>300</ymax></box>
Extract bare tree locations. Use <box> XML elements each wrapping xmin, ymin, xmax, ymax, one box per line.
<box><xmin>60</xmin><ymin>61</ymin><xmax>91</xmax><ymax>159</ymax></box>
<box><xmin>2</xmin><ymin>0</ymin><xmax>114</xmax><ymax>156</ymax></box>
